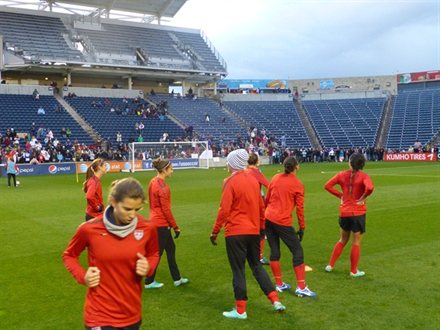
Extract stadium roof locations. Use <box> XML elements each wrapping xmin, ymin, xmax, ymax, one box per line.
<box><xmin>0</xmin><ymin>0</ymin><xmax>188</xmax><ymax>21</ymax></box>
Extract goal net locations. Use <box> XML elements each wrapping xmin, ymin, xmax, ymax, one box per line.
<box><xmin>128</xmin><ymin>141</ymin><xmax>211</xmax><ymax>172</ymax></box>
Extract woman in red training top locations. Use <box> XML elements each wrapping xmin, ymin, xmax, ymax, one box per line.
<box><xmin>63</xmin><ymin>178</ymin><xmax>160</xmax><ymax>330</ymax></box>
<box><xmin>144</xmin><ymin>158</ymin><xmax>188</xmax><ymax>289</ymax></box>
<box><xmin>246</xmin><ymin>152</ymin><xmax>270</xmax><ymax>265</ymax></box>
<box><xmin>265</xmin><ymin>156</ymin><xmax>316</xmax><ymax>297</ymax></box>
<box><xmin>210</xmin><ymin>149</ymin><xmax>285</xmax><ymax>320</ymax></box>
<box><xmin>83</xmin><ymin>158</ymin><xmax>107</xmax><ymax>221</ymax></box>
<box><xmin>324</xmin><ymin>153</ymin><xmax>374</xmax><ymax>277</ymax></box>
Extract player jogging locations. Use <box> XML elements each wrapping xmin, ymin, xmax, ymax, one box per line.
<box><xmin>83</xmin><ymin>158</ymin><xmax>107</xmax><ymax>221</ymax></box>
<box><xmin>324</xmin><ymin>153</ymin><xmax>374</xmax><ymax>277</ymax></box>
<box><xmin>245</xmin><ymin>152</ymin><xmax>270</xmax><ymax>265</ymax></box>
<box><xmin>265</xmin><ymin>156</ymin><xmax>317</xmax><ymax>297</ymax></box>
<box><xmin>210</xmin><ymin>149</ymin><xmax>286</xmax><ymax>320</ymax></box>
<box><xmin>144</xmin><ymin>158</ymin><xmax>189</xmax><ymax>289</ymax></box>
<box><xmin>63</xmin><ymin>178</ymin><xmax>160</xmax><ymax>330</ymax></box>
<box><xmin>6</xmin><ymin>153</ymin><xmax>19</xmax><ymax>188</ymax></box>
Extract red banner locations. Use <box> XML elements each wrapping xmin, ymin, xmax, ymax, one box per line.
<box><xmin>397</xmin><ymin>70</ymin><xmax>440</xmax><ymax>84</ymax></box>
<box><xmin>384</xmin><ymin>152</ymin><xmax>437</xmax><ymax>162</ymax></box>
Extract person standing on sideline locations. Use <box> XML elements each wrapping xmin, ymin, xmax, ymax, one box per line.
<box><xmin>6</xmin><ymin>154</ymin><xmax>19</xmax><ymax>188</ymax></box>
<box><xmin>210</xmin><ymin>149</ymin><xmax>286</xmax><ymax>320</ymax></box>
<box><xmin>324</xmin><ymin>153</ymin><xmax>374</xmax><ymax>277</ymax></box>
<box><xmin>265</xmin><ymin>156</ymin><xmax>316</xmax><ymax>297</ymax></box>
<box><xmin>63</xmin><ymin>178</ymin><xmax>160</xmax><ymax>330</ymax></box>
<box><xmin>83</xmin><ymin>158</ymin><xmax>107</xmax><ymax>221</ymax></box>
<box><xmin>144</xmin><ymin>158</ymin><xmax>189</xmax><ymax>289</ymax></box>
<box><xmin>245</xmin><ymin>152</ymin><xmax>270</xmax><ymax>265</ymax></box>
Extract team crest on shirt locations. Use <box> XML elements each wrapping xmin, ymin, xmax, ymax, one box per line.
<box><xmin>134</xmin><ymin>230</ymin><xmax>144</xmax><ymax>240</ymax></box>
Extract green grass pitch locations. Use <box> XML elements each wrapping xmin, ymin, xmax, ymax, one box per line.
<box><xmin>0</xmin><ymin>161</ymin><xmax>439</xmax><ymax>329</ymax></box>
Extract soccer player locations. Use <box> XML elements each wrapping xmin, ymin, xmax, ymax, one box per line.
<box><xmin>63</xmin><ymin>178</ymin><xmax>160</xmax><ymax>330</ymax></box>
<box><xmin>265</xmin><ymin>156</ymin><xmax>317</xmax><ymax>297</ymax></box>
<box><xmin>324</xmin><ymin>153</ymin><xmax>374</xmax><ymax>277</ymax></box>
<box><xmin>246</xmin><ymin>152</ymin><xmax>270</xmax><ymax>265</ymax></box>
<box><xmin>83</xmin><ymin>158</ymin><xmax>107</xmax><ymax>221</ymax></box>
<box><xmin>144</xmin><ymin>158</ymin><xmax>189</xmax><ymax>289</ymax></box>
<box><xmin>210</xmin><ymin>149</ymin><xmax>286</xmax><ymax>320</ymax></box>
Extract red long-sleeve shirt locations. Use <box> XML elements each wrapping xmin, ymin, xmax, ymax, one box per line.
<box><xmin>265</xmin><ymin>173</ymin><xmax>305</xmax><ymax>229</ymax></box>
<box><xmin>246</xmin><ymin>167</ymin><xmax>270</xmax><ymax>188</ymax></box>
<box><xmin>212</xmin><ymin>171</ymin><xmax>265</xmax><ymax>236</ymax></box>
<box><xmin>62</xmin><ymin>215</ymin><xmax>159</xmax><ymax>328</ymax></box>
<box><xmin>85</xmin><ymin>175</ymin><xmax>104</xmax><ymax>217</ymax></box>
<box><xmin>148</xmin><ymin>176</ymin><xmax>178</xmax><ymax>228</ymax></box>
<box><xmin>324</xmin><ymin>169</ymin><xmax>374</xmax><ymax>217</ymax></box>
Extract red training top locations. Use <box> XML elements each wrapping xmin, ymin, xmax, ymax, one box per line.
<box><xmin>212</xmin><ymin>171</ymin><xmax>265</xmax><ymax>236</ymax></box>
<box><xmin>148</xmin><ymin>176</ymin><xmax>178</xmax><ymax>228</ymax></box>
<box><xmin>245</xmin><ymin>167</ymin><xmax>270</xmax><ymax>188</ymax></box>
<box><xmin>63</xmin><ymin>215</ymin><xmax>159</xmax><ymax>328</ymax></box>
<box><xmin>85</xmin><ymin>175</ymin><xmax>104</xmax><ymax>217</ymax></box>
<box><xmin>324</xmin><ymin>169</ymin><xmax>374</xmax><ymax>217</ymax></box>
<box><xmin>265</xmin><ymin>173</ymin><xmax>305</xmax><ymax>229</ymax></box>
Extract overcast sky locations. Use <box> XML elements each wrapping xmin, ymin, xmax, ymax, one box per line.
<box><xmin>169</xmin><ymin>0</ymin><xmax>440</xmax><ymax>80</ymax></box>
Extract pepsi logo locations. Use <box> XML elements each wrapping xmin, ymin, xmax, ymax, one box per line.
<box><xmin>48</xmin><ymin>165</ymin><xmax>58</xmax><ymax>174</ymax></box>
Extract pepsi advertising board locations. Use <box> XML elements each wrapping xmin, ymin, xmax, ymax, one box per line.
<box><xmin>0</xmin><ymin>163</ymin><xmax>76</xmax><ymax>176</ymax></box>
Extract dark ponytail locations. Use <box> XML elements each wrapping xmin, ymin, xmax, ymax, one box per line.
<box><xmin>152</xmin><ymin>157</ymin><xmax>171</xmax><ymax>173</ymax></box>
<box><xmin>348</xmin><ymin>153</ymin><xmax>366</xmax><ymax>195</ymax></box>
<box><xmin>283</xmin><ymin>156</ymin><xmax>298</xmax><ymax>174</ymax></box>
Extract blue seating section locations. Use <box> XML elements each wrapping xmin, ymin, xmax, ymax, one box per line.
<box><xmin>0</xmin><ymin>11</ymin><xmax>83</xmax><ymax>61</ymax></box>
<box><xmin>302</xmin><ymin>98</ymin><xmax>385</xmax><ymax>148</ymax></box>
<box><xmin>148</xmin><ymin>95</ymin><xmax>245</xmax><ymax>143</ymax></box>
<box><xmin>0</xmin><ymin>94</ymin><xmax>92</xmax><ymax>144</ymax></box>
<box><xmin>224</xmin><ymin>101</ymin><xmax>311</xmax><ymax>148</ymax></box>
<box><xmin>386</xmin><ymin>89</ymin><xmax>440</xmax><ymax>149</ymax></box>
<box><xmin>64</xmin><ymin>96</ymin><xmax>185</xmax><ymax>143</ymax></box>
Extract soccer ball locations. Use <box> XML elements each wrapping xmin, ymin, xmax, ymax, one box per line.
<box><xmin>16</xmin><ymin>181</ymin><xmax>20</xmax><ymax>186</ymax></box>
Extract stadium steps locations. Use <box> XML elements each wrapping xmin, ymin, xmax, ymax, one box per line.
<box><xmin>54</xmin><ymin>94</ymin><xmax>101</xmax><ymax>142</ymax></box>
<box><xmin>375</xmin><ymin>94</ymin><xmax>394</xmax><ymax>148</ymax></box>
<box><xmin>293</xmin><ymin>98</ymin><xmax>321</xmax><ymax>149</ymax></box>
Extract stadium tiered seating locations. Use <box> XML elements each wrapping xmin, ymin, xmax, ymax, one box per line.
<box><xmin>64</xmin><ymin>96</ymin><xmax>185</xmax><ymax>143</ymax></box>
<box><xmin>386</xmin><ymin>89</ymin><xmax>440</xmax><ymax>149</ymax></box>
<box><xmin>75</xmin><ymin>22</ymin><xmax>226</xmax><ymax>72</ymax></box>
<box><xmin>224</xmin><ymin>101</ymin><xmax>311</xmax><ymax>148</ymax></box>
<box><xmin>148</xmin><ymin>95</ymin><xmax>244</xmax><ymax>143</ymax></box>
<box><xmin>0</xmin><ymin>11</ymin><xmax>83</xmax><ymax>62</ymax></box>
<box><xmin>302</xmin><ymin>98</ymin><xmax>385</xmax><ymax>148</ymax></box>
<box><xmin>0</xmin><ymin>94</ymin><xmax>91</xmax><ymax>144</ymax></box>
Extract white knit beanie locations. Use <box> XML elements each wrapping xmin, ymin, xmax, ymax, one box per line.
<box><xmin>227</xmin><ymin>149</ymin><xmax>249</xmax><ymax>170</ymax></box>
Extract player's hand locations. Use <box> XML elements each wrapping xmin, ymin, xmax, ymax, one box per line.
<box><xmin>356</xmin><ymin>199</ymin><xmax>365</xmax><ymax>205</ymax></box>
<box><xmin>210</xmin><ymin>233</ymin><xmax>218</xmax><ymax>246</ymax></box>
<box><xmin>297</xmin><ymin>229</ymin><xmax>304</xmax><ymax>242</ymax></box>
<box><xmin>84</xmin><ymin>267</ymin><xmax>100</xmax><ymax>287</ymax></box>
<box><xmin>136</xmin><ymin>253</ymin><xmax>150</xmax><ymax>276</ymax></box>
<box><xmin>173</xmin><ymin>227</ymin><xmax>181</xmax><ymax>239</ymax></box>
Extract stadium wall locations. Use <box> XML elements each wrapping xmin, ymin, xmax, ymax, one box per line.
<box><xmin>0</xmin><ymin>84</ymin><xmax>53</xmax><ymax>95</ymax></box>
<box><xmin>62</xmin><ymin>86</ymin><xmax>143</xmax><ymax>98</ymax></box>
<box><xmin>222</xmin><ymin>94</ymin><xmax>292</xmax><ymax>102</ymax></box>
<box><xmin>302</xmin><ymin>90</ymin><xmax>387</xmax><ymax>100</ymax></box>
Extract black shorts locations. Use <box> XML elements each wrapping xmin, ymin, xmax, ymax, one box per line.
<box><xmin>85</xmin><ymin>320</ymin><xmax>141</xmax><ymax>330</ymax></box>
<box><xmin>339</xmin><ymin>215</ymin><xmax>366</xmax><ymax>233</ymax></box>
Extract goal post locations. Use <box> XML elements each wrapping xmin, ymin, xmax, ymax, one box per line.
<box><xmin>128</xmin><ymin>141</ymin><xmax>211</xmax><ymax>172</ymax></box>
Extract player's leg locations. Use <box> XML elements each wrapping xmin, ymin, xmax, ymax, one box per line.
<box><xmin>350</xmin><ymin>215</ymin><xmax>366</xmax><ymax>277</ymax></box>
<box><xmin>145</xmin><ymin>227</ymin><xmax>167</xmax><ymax>288</ymax></box>
<box><xmin>326</xmin><ymin>218</ymin><xmax>351</xmax><ymax>271</ymax></box>
<box><xmin>266</xmin><ymin>220</ymin><xmax>285</xmax><ymax>288</ymax></box>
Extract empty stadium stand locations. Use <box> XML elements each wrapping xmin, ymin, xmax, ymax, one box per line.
<box><xmin>64</xmin><ymin>96</ymin><xmax>185</xmax><ymax>144</ymax></box>
<box><xmin>224</xmin><ymin>101</ymin><xmax>311</xmax><ymax>148</ymax></box>
<box><xmin>0</xmin><ymin>11</ymin><xmax>83</xmax><ymax>62</ymax></box>
<box><xmin>386</xmin><ymin>88</ymin><xmax>440</xmax><ymax>149</ymax></box>
<box><xmin>0</xmin><ymin>94</ymin><xmax>92</xmax><ymax>144</ymax></box>
<box><xmin>302</xmin><ymin>98</ymin><xmax>386</xmax><ymax>148</ymax></box>
<box><xmin>148</xmin><ymin>95</ymin><xmax>245</xmax><ymax>143</ymax></box>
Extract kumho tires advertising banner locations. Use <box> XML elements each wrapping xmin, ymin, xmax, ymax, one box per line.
<box><xmin>384</xmin><ymin>152</ymin><xmax>438</xmax><ymax>162</ymax></box>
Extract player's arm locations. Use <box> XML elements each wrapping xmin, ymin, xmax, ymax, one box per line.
<box><xmin>62</xmin><ymin>224</ymin><xmax>89</xmax><ymax>285</ymax></box>
<box><xmin>295</xmin><ymin>185</ymin><xmax>305</xmax><ymax>230</ymax></box>
<box><xmin>143</xmin><ymin>225</ymin><xmax>160</xmax><ymax>277</ymax></box>
<box><xmin>212</xmin><ymin>182</ymin><xmax>233</xmax><ymax>235</ymax></box>
<box><xmin>158</xmin><ymin>188</ymin><xmax>178</xmax><ymax>229</ymax></box>
<box><xmin>357</xmin><ymin>175</ymin><xmax>374</xmax><ymax>204</ymax></box>
<box><xmin>324</xmin><ymin>174</ymin><xmax>342</xmax><ymax>198</ymax></box>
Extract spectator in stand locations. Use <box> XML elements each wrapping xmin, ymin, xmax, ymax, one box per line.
<box><xmin>324</xmin><ymin>153</ymin><xmax>374</xmax><ymax>277</ymax></box>
<box><xmin>116</xmin><ymin>131</ymin><xmax>122</xmax><ymax>143</ymax></box>
<box><xmin>63</xmin><ymin>178</ymin><xmax>160</xmax><ymax>330</ymax></box>
<box><xmin>66</xmin><ymin>128</ymin><xmax>71</xmax><ymax>138</ymax></box>
<box><xmin>413</xmin><ymin>140</ymin><xmax>422</xmax><ymax>153</ymax></box>
<box><xmin>37</xmin><ymin>106</ymin><xmax>45</xmax><ymax>115</ymax></box>
<box><xmin>83</xmin><ymin>158</ymin><xmax>107</xmax><ymax>221</ymax></box>
<box><xmin>210</xmin><ymin>149</ymin><xmax>286</xmax><ymax>319</ymax></box>
<box><xmin>32</xmin><ymin>89</ymin><xmax>40</xmax><ymax>100</ymax></box>
<box><xmin>205</xmin><ymin>114</ymin><xmax>210</xmax><ymax>122</ymax></box>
